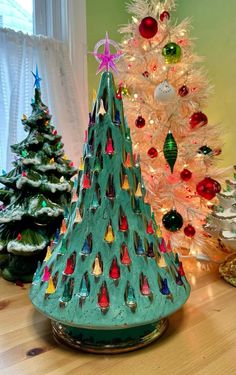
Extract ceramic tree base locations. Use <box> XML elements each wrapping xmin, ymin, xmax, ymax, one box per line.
<box><xmin>51</xmin><ymin>319</ymin><xmax>168</xmax><ymax>354</ymax></box>
<box><xmin>219</xmin><ymin>253</ymin><xmax>236</xmax><ymax>287</ymax></box>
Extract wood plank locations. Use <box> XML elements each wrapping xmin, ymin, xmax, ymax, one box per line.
<box><xmin>0</xmin><ymin>259</ymin><xmax>236</xmax><ymax>375</ymax></box>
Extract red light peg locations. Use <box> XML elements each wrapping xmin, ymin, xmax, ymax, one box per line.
<box><xmin>124</xmin><ymin>153</ymin><xmax>132</xmax><ymax>168</ymax></box>
<box><xmin>159</xmin><ymin>238</ymin><xmax>167</xmax><ymax>253</ymax></box>
<box><xmin>121</xmin><ymin>244</ymin><xmax>132</xmax><ymax>266</ymax></box>
<box><xmin>167</xmin><ymin>240</ymin><xmax>172</xmax><ymax>251</ymax></box>
<box><xmin>109</xmin><ymin>258</ymin><xmax>120</xmax><ymax>280</ymax></box>
<box><xmin>141</xmin><ymin>276</ymin><xmax>151</xmax><ymax>295</ymax></box>
<box><xmin>52</xmin><ymin>129</ymin><xmax>57</xmax><ymax>135</ymax></box>
<box><xmin>116</xmin><ymin>87</ymin><xmax>122</xmax><ymax>100</ymax></box>
<box><xmin>178</xmin><ymin>261</ymin><xmax>185</xmax><ymax>276</ymax></box>
<box><xmin>22</xmin><ymin>171</ymin><xmax>27</xmax><ymax>177</ymax></box>
<box><xmin>105</xmin><ymin>137</ymin><xmax>114</xmax><ymax>155</ymax></box>
<box><xmin>98</xmin><ymin>283</ymin><xmax>109</xmax><ymax>309</ymax></box>
<box><xmin>83</xmin><ymin>174</ymin><xmax>91</xmax><ymax>189</ymax></box>
<box><xmin>119</xmin><ymin>215</ymin><xmax>129</xmax><ymax>231</ymax></box>
<box><xmin>146</xmin><ymin>220</ymin><xmax>154</xmax><ymax>234</ymax></box>
<box><xmin>69</xmin><ymin>161</ymin><xmax>74</xmax><ymax>167</ymax></box>
<box><xmin>17</xmin><ymin>233</ymin><xmax>22</xmax><ymax>241</ymax></box>
<box><xmin>63</xmin><ymin>257</ymin><xmax>74</xmax><ymax>275</ymax></box>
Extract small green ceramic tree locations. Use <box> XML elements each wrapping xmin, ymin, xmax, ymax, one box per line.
<box><xmin>30</xmin><ymin>38</ymin><xmax>190</xmax><ymax>353</ymax></box>
<box><xmin>0</xmin><ymin>68</ymin><xmax>77</xmax><ymax>282</ymax></box>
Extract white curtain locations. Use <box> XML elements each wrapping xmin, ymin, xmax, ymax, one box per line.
<box><xmin>0</xmin><ymin>27</ymin><xmax>87</xmax><ymax>172</ymax></box>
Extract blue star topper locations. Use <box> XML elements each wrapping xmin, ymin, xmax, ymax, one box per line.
<box><xmin>32</xmin><ymin>65</ymin><xmax>42</xmax><ymax>89</ymax></box>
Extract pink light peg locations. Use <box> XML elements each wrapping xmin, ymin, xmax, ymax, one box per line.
<box><xmin>42</xmin><ymin>266</ymin><xmax>50</xmax><ymax>282</ymax></box>
<box><xmin>141</xmin><ymin>276</ymin><xmax>151</xmax><ymax>295</ymax></box>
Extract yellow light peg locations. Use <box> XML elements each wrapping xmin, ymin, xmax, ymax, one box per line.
<box><xmin>157</xmin><ymin>256</ymin><xmax>168</xmax><ymax>268</ymax></box>
<box><xmin>45</xmin><ymin>120</ymin><xmax>49</xmax><ymax>126</ymax></box>
<box><xmin>22</xmin><ymin>114</ymin><xmax>27</xmax><ymax>121</ymax></box>
<box><xmin>44</xmin><ymin>245</ymin><xmax>52</xmax><ymax>261</ymax></box>
<box><xmin>135</xmin><ymin>182</ymin><xmax>142</xmax><ymax>197</ymax></box>
<box><xmin>92</xmin><ymin>255</ymin><xmax>102</xmax><ymax>277</ymax></box>
<box><xmin>45</xmin><ymin>276</ymin><xmax>56</xmax><ymax>294</ymax></box>
<box><xmin>79</xmin><ymin>157</ymin><xmax>84</xmax><ymax>171</ymax></box>
<box><xmin>49</xmin><ymin>158</ymin><xmax>55</xmax><ymax>164</ymax></box>
<box><xmin>60</xmin><ymin>219</ymin><xmax>67</xmax><ymax>234</ymax></box>
<box><xmin>98</xmin><ymin>99</ymin><xmax>106</xmax><ymax>115</ymax></box>
<box><xmin>62</xmin><ymin>154</ymin><xmax>68</xmax><ymax>160</ymax></box>
<box><xmin>156</xmin><ymin>225</ymin><xmax>162</xmax><ymax>237</ymax></box>
<box><xmin>60</xmin><ymin>176</ymin><xmax>65</xmax><ymax>182</ymax></box>
<box><xmin>122</xmin><ymin>175</ymin><xmax>130</xmax><ymax>190</ymax></box>
<box><xmin>74</xmin><ymin>207</ymin><xmax>82</xmax><ymax>223</ymax></box>
<box><xmin>124</xmin><ymin>153</ymin><xmax>132</xmax><ymax>168</ymax></box>
<box><xmin>104</xmin><ymin>224</ymin><xmax>115</xmax><ymax>243</ymax></box>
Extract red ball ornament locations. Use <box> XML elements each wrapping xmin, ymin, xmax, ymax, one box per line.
<box><xmin>196</xmin><ymin>177</ymin><xmax>221</xmax><ymax>200</ymax></box>
<box><xmin>160</xmin><ymin>11</ymin><xmax>170</xmax><ymax>22</ymax></box>
<box><xmin>147</xmin><ymin>147</ymin><xmax>158</xmax><ymax>158</ymax></box>
<box><xmin>189</xmin><ymin>111</ymin><xmax>208</xmax><ymax>129</ymax></box>
<box><xmin>184</xmin><ymin>224</ymin><xmax>196</xmax><ymax>237</ymax></box>
<box><xmin>178</xmin><ymin>85</ymin><xmax>189</xmax><ymax>97</ymax></box>
<box><xmin>180</xmin><ymin>168</ymin><xmax>192</xmax><ymax>181</ymax></box>
<box><xmin>135</xmin><ymin>115</ymin><xmax>145</xmax><ymax>128</ymax></box>
<box><xmin>139</xmin><ymin>17</ymin><xmax>158</xmax><ymax>39</ymax></box>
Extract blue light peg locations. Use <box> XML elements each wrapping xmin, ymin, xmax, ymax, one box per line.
<box><xmin>32</xmin><ymin>65</ymin><xmax>42</xmax><ymax>89</ymax></box>
<box><xmin>160</xmin><ymin>278</ymin><xmax>171</xmax><ymax>295</ymax></box>
<box><xmin>114</xmin><ymin>110</ymin><xmax>121</xmax><ymax>125</ymax></box>
<box><xmin>136</xmin><ymin>239</ymin><xmax>145</xmax><ymax>255</ymax></box>
<box><xmin>78</xmin><ymin>276</ymin><xmax>89</xmax><ymax>298</ymax></box>
<box><xmin>147</xmin><ymin>242</ymin><xmax>155</xmax><ymax>258</ymax></box>
<box><xmin>1</xmin><ymin>169</ymin><xmax>6</xmax><ymax>175</ymax></box>
<box><xmin>81</xmin><ymin>239</ymin><xmax>92</xmax><ymax>255</ymax></box>
<box><xmin>53</xmin><ymin>228</ymin><xmax>60</xmax><ymax>244</ymax></box>
<box><xmin>126</xmin><ymin>285</ymin><xmax>137</xmax><ymax>308</ymax></box>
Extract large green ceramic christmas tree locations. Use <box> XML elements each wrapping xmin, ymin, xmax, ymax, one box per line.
<box><xmin>0</xmin><ymin>68</ymin><xmax>77</xmax><ymax>282</ymax></box>
<box><xmin>30</xmin><ymin>37</ymin><xmax>190</xmax><ymax>353</ymax></box>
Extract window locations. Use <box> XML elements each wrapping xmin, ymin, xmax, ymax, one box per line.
<box><xmin>0</xmin><ymin>0</ymin><xmax>33</xmax><ymax>34</ymax></box>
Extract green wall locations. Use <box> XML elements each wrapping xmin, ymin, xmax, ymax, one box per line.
<box><xmin>86</xmin><ymin>0</ymin><xmax>236</xmax><ymax>167</ymax></box>
<box><xmin>86</xmin><ymin>0</ymin><xmax>129</xmax><ymax>105</ymax></box>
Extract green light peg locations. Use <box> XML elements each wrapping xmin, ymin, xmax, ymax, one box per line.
<box><xmin>21</xmin><ymin>150</ymin><xmax>28</xmax><ymax>158</ymax></box>
<box><xmin>78</xmin><ymin>276</ymin><xmax>89</xmax><ymax>298</ymax></box>
<box><xmin>90</xmin><ymin>192</ymin><xmax>99</xmax><ymax>210</ymax></box>
<box><xmin>57</xmin><ymin>142</ymin><xmax>62</xmax><ymax>150</ymax></box>
<box><xmin>126</xmin><ymin>285</ymin><xmax>137</xmax><ymax>308</ymax></box>
<box><xmin>93</xmin><ymin>159</ymin><xmax>102</xmax><ymax>173</ymax></box>
<box><xmin>41</xmin><ymin>200</ymin><xmax>47</xmax><ymax>208</ymax></box>
<box><xmin>125</xmin><ymin>127</ymin><xmax>131</xmax><ymax>141</ymax></box>
<box><xmin>60</xmin><ymin>282</ymin><xmax>72</xmax><ymax>304</ymax></box>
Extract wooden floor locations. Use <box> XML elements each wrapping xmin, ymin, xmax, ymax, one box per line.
<box><xmin>0</xmin><ymin>259</ymin><xmax>236</xmax><ymax>375</ymax></box>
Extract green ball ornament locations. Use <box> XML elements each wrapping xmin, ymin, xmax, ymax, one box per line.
<box><xmin>162</xmin><ymin>209</ymin><xmax>183</xmax><ymax>232</ymax></box>
<box><xmin>21</xmin><ymin>150</ymin><xmax>28</xmax><ymax>158</ymax></box>
<box><xmin>162</xmin><ymin>42</ymin><xmax>182</xmax><ymax>64</ymax></box>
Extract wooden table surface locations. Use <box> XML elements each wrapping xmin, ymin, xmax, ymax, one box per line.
<box><xmin>0</xmin><ymin>259</ymin><xmax>236</xmax><ymax>375</ymax></box>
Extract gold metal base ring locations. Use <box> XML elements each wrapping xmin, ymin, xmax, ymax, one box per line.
<box><xmin>51</xmin><ymin>319</ymin><xmax>168</xmax><ymax>354</ymax></box>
